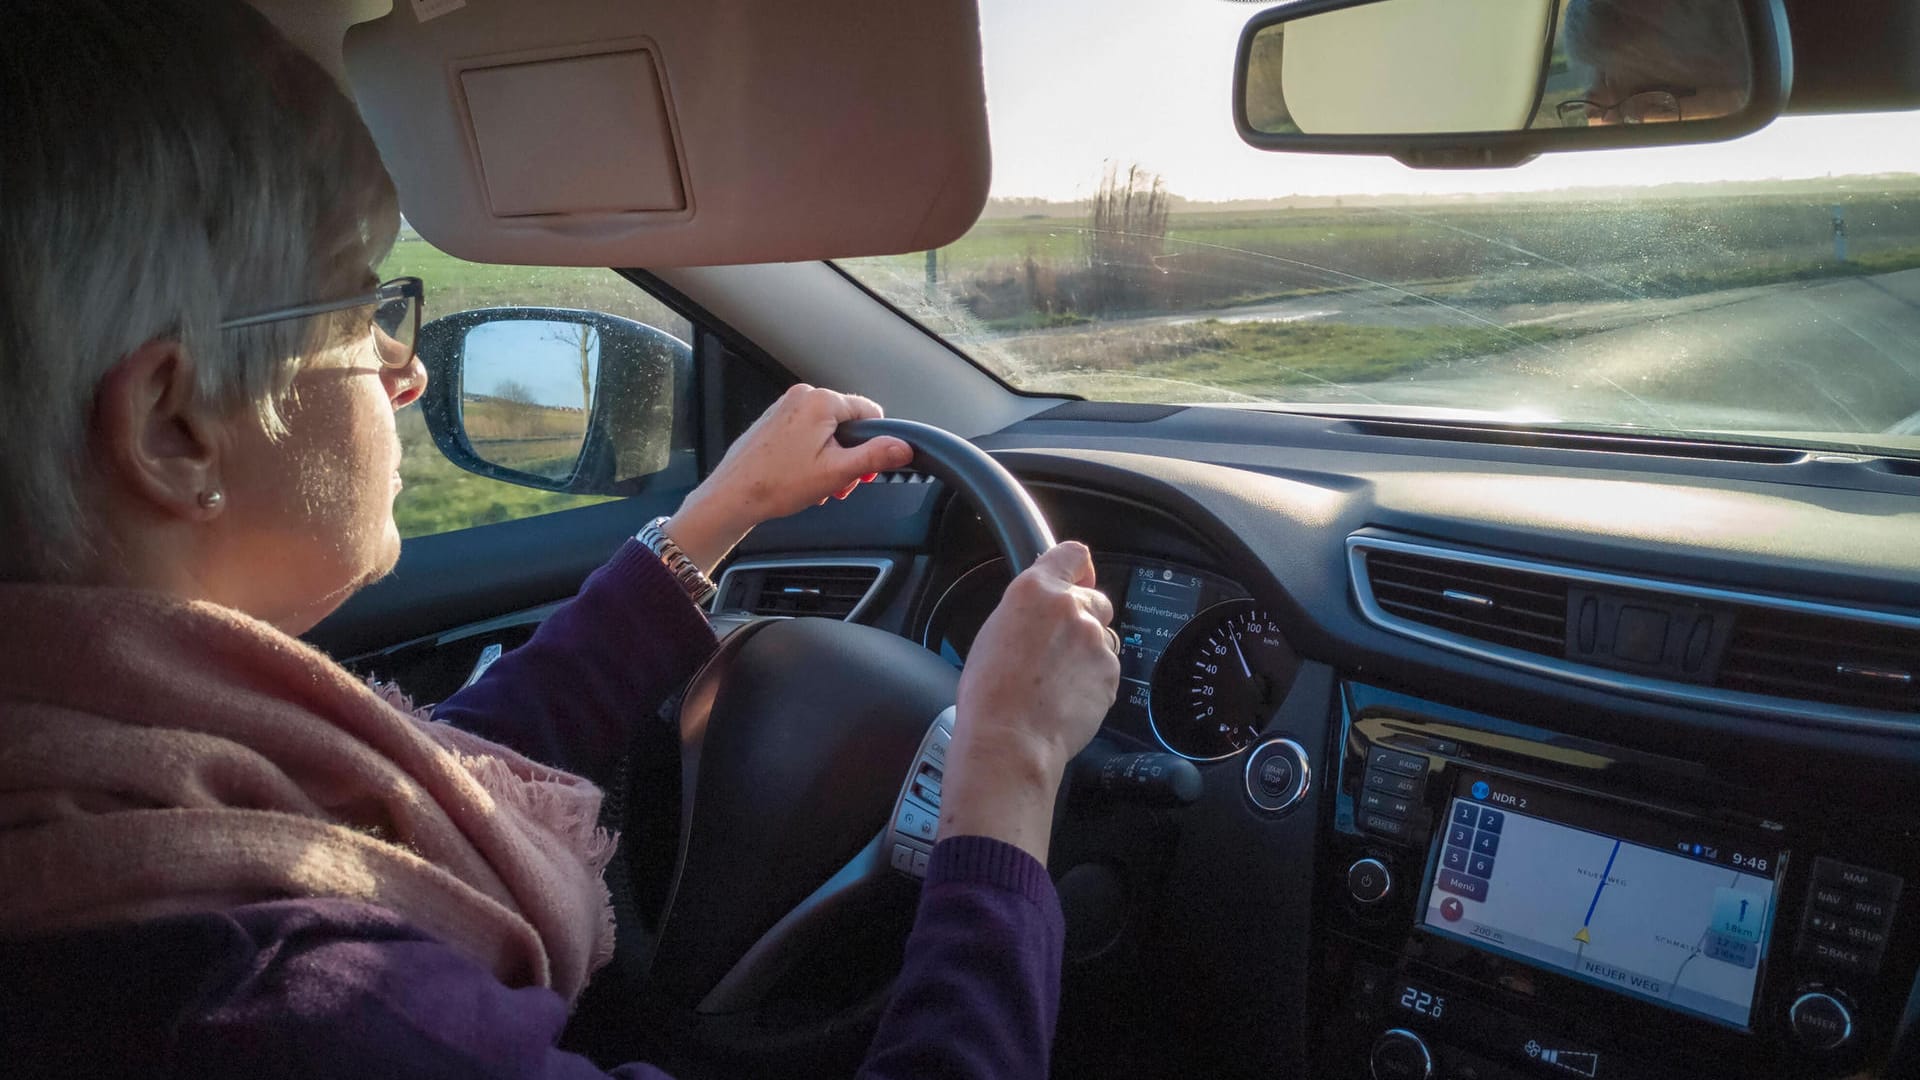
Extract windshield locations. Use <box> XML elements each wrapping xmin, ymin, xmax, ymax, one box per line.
<box><xmin>838</xmin><ymin>0</ymin><xmax>1920</xmax><ymax>456</ymax></box>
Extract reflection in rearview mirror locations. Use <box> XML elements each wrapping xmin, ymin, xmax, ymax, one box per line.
<box><xmin>461</xmin><ymin>319</ymin><xmax>598</xmax><ymax>483</ymax></box>
<box><xmin>1242</xmin><ymin>0</ymin><xmax>1755</xmax><ymax>140</ymax></box>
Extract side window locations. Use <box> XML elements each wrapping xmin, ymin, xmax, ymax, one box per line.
<box><xmin>382</xmin><ymin>234</ymin><xmax>695</xmax><ymax>538</ymax></box>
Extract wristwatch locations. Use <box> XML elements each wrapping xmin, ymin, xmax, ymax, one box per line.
<box><xmin>637</xmin><ymin>516</ymin><xmax>719</xmax><ymax>606</ymax></box>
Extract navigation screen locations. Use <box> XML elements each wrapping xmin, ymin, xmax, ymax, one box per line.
<box><xmin>1117</xmin><ymin>565</ymin><xmax>1205</xmax><ymax>685</ymax></box>
<box><xmin>1420</xmin><ymin>773</ymin><xmax>1782</xmax><ymax>1030</ymax></box>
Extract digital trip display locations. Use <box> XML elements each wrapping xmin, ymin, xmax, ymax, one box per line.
<box><xmin>1117</xmin><ymin>565</ymin><xmax>1205</xmax><ymax>686</ymax></box>
<box><xmin>1419</xmin><ymin>773</ymin><xmax>1783</xmax><ymax>1030</ymax></box>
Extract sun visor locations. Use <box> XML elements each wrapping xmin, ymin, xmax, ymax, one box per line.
<box><xmin>342</xmin><ymin>0</ymin><xmax>991</xmax><ymax>267</ymax></box>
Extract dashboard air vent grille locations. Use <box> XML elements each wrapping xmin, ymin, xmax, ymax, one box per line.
<box><xmin>1717</xmin><ymin>606</ymin><xmax>1920</xmax><ymax>712</ymax></box>
<box><xmin>715</xmin><ymin>561</ymin><xmax>888</xmax><ymax>621</ymax></box>
<box><xmin>1362</xmin><ymin>549</ymin><xmax>1569</xmax><ymax>657</ymax></box>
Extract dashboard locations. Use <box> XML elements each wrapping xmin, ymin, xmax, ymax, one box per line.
<box><xmin>717</xmin><ymin>402</ymin><xmax>1920</xmax><ymax>1080</ymax></box>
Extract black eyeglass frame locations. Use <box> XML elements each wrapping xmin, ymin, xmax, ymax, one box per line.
<box><xmin>1555</xmin><ymin>87</ymin><xmax>1701</xmax><ymax>127</ymax></box>
<box><xmin>218</xmin><ymin>276</ymin><xmax>425</xmax><ymax>369</ymax></box>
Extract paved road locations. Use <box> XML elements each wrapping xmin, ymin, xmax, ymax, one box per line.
<box><xmin>1011</xmin><ymin>268</ymin><xmax>1920</xmax><ymax>437</ymax></box>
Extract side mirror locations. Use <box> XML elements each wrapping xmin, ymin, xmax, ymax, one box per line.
<box><xmin>1234</xmin><ymin>0</ymin><xmax>1791</xmax><ymax>168</ymax></box>
<box><xmin>416</xmin><ymin>307</ymin><xmax>695</xmax><ymax>496</ymax></box>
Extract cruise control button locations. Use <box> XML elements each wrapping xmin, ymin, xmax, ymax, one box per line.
<box><xmin>1367</xmin><ymin>747</ymin><xmax>1430</xmax><ymax>778</ymax></box>
<box><xmin>1361</xmin><ymin>790</ymin><xmax>1412</xmax><ymax>819</ymax></box>
<box><xmin>1366</xmin><ymin>769</ymin><xmax>1422</xmax><ymax>799</ymax></box>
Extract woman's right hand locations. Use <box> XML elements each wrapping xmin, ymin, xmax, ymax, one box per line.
<box><xmin>938</xmin><ymin>542</ymin><xmax>1121</xmax><ymax>863</ymax></box>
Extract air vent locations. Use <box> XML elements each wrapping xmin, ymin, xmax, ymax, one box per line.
<box><xmin>1350</xmin><ymin>535</ymin><xmax>1920</xmax><ymax>730</ymax></box>
<box><xmin>1718</xmin><ymin>606</ymin><xmax>1920</xmax><ymax>713</ymax></box>
<box><xmin>1361</xmin><ymin>548</ymin><xmax>1569</xmax><ymax>657</ymax></box>
<box><xmin>711</xmin><ymin>559</ymin><xmax>890</xmax><ymax>621</ymax></box>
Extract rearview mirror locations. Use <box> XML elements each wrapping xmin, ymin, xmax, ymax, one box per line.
<box><xmin>1234</xmin><ymin>0</ymin><xmax>1791</xmax><ymax>168</ymax></box>
<box><xmin>417</xmin><ymin>308</ymin><xmax>696</xmax><ymax>497</ymax></box>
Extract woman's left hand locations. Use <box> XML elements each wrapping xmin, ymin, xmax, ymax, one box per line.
<box><xmin>661</xmin><ymin>385</ymin><xmax>913</xmax><ymax>573</ymax></box>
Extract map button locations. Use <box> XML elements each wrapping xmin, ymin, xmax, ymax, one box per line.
<box><xmin>1813</xmin><ymin>857</ymin><xmax>1902</xmax><ymax>900</ymax></box>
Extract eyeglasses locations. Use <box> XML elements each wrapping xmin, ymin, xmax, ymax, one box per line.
<box><xmin>218</xmin><ymin>276</ymin><xmax>425</xmax><ymax>369</ymax></box>
<box><xmin>1556</xmin><ymin>88</ymin><xmax>1697</xmax><ymax>127</ymax></box>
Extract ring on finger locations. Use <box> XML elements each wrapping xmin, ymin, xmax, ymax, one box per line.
<box><xmin>1102</xmin><ymin>626</ymin><xmax>1122</xmax><ymax>655</ymax></box>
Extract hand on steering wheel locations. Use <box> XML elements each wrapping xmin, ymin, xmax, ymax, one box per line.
<box><xmin>945</xmin><ymin>541</ymin><xmax>1120</xmax><ymax>863</ymax></box>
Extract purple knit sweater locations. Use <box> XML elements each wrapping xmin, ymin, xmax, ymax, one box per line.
<box><xmin>0</xmin><ymin>542</ymin><xmax>1064</xmax><ymax>1079</ymax></box>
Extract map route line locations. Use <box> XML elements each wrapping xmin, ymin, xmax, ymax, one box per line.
<box><xmin>1575</xmin><ymin>839</ymin><xmax>1623</xmax><ymax>953</ymax></box>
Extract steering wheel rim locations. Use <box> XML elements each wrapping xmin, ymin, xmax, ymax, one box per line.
<box><xmin>838</xmin><ymin>418</ymin><xmax>1055</xmax><ymax>573</ymax></box>
<box><xmin>614</xmin><ymin>418</ymin><xmax>1058</xmax><ymax>1072</ymax></box>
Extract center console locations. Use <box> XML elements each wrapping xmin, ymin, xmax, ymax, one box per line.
<box><xmin>1315</xmin><ymin>683</ymin><xmax>1918</xmax><ymax>1080</ymax></box>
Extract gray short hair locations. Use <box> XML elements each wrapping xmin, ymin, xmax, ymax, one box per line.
<box><xmin>0</xmin><ymin>0</ymin><xmax>400</xmax><ymax>581</ymax></box>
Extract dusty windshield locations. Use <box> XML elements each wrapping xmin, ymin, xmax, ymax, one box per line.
<box><xmin>839</xmin><ymin>1</ymin><xmax>1920</xmax><ymax>455</ymax></box>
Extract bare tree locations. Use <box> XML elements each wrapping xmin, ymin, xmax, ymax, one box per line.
<box><xmin>1086</xmin><ymin>161</ymin><xmax>1173</xmax><ymax>313</ymax></box>
<box><xmin>541</xmin><ymin>322</ymin><xmax>600</xmax><ymax>414</ymax></box>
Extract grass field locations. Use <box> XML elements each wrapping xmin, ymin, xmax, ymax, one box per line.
<box><xmin>388</xmin><ymin>176</ymin><xmax>1920</xmax><ymax>533</ymax></box>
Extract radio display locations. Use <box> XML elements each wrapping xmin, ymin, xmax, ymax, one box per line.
<box><xmin>1419</xmin><ymin>772</ymin><xmax>1784</xmax><ymax>1030</ymax></box>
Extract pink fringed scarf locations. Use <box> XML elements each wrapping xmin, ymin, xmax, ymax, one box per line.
<box><xmin>0</xmin><ymin>584</ymin><xmax>618</xmax><ymax>1003</ymax></box>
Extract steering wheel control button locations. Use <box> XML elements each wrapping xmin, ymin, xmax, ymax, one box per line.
<box><xmin>890</xmin><ymin>843</ymin><xmax>918</xmax><ymax>873</ymax></box>
<box><xmin>1243</xmin><ymin>738</ymin><xmax>1310</xmax><ymax>814</ymax></box>
<box><xmin>889</xmin><ymin>707</ymin><xmax>959</xmax><ymax>880</ymax></box>
<box><xmin>1788</xmin><ymin>991</ymin><xmax>1854</xmax><ymax>1052</ymax></box>
<box><xmin>1369</xmin><ymin>1028</ymin><xmax>1433</xmax><ymax>1080</ymax></box>
<box><xmin>1348</xmin><ymin>858</ymin><xmax>1393</xmax><ymax>905</ymax></box>
<box><xmin>894</xmin><ymin>797</ymin><xmax>939</xmax><ymax>844</ymax></box>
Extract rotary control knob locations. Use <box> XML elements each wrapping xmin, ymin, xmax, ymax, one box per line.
<box><xmin>1369</xmin><ymin>1028</ymin><xmax>1433</xmax><ymax>1080</ymax></box>
<box><xmin>1348</xmin><ymin>857</ymin><xmax>1393</xmax><ymax>905</ymax></box>
<box><xmin>1788</xmin><ymin>990</ymin><xmax>1854</xmax><ymax>1052</ymax></box>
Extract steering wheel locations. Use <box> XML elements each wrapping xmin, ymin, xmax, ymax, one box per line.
<box><xmin>618</xmin><ymin>419</ymin><xmax>1057</xmax><ymax>1075</ymax></box>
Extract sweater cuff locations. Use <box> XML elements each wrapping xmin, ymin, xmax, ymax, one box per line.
<box><xmin>926</xmin><ymin>835</ymin><xmax>1056</xmax><ymax>907</ymax></box>
<box><xmin>600</xmin><ymin>539</ymin><xmax>717</xmax><ymax>634</ymax></box>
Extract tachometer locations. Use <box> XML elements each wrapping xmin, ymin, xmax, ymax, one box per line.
<box><xmin>1149</xmin><ymin>600</ymin><xmax>1299</xmax><ymax>761</ymax></box>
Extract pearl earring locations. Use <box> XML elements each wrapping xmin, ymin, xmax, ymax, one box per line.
<box><xmin>197</xmin><ymin>489</ymin><xmax>225</xmax><ymax>510</ymax></box>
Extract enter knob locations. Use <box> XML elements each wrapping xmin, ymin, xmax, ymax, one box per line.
<box><xmin>1370</xmin><ymin>1028</ymin><xmax>1433</xmax><ymax>1080</ymax></box>
<box><xmin>1788</xmin><ymin>991</ymin><xmax>1854</xmax><ymax>1052</ymax></box>
<box><xmin>1348</xmin><ymin>857</ymin><xmax>1393</xmax><ymax>905</ymax></box>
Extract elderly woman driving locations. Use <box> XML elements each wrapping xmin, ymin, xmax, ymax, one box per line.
<box><xmin>0</xmin><ymin>2</ymin><xmax>1121</xmax><ymax>1077</ymax></box>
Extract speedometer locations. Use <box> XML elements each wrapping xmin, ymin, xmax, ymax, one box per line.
<box><xmin>1148</xmin><ymin>600</ymin><xmax>1299</xmax><ymax>761</ymax></box>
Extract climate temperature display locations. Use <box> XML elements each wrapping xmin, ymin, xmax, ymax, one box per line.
<box><xmin>1148</xmin><ymin>600</ymin><xmax>1299</xmax><ymax>760</ymax></box>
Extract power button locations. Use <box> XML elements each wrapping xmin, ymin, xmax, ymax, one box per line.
<box><xmin>1349</xmin><ymin>857</ymin><xmax>1393</xmax><ymax>905</ymax></box>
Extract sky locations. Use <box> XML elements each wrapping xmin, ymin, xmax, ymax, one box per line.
<box><xmin>975</xmin><ymin>0</ymin><xmax>1920</xmax><ymax>202</ymax></box>
<box><xmin>465</xmin><ymin>320</ymin><xmax>600</xmax><ymax>408</ymax></box>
